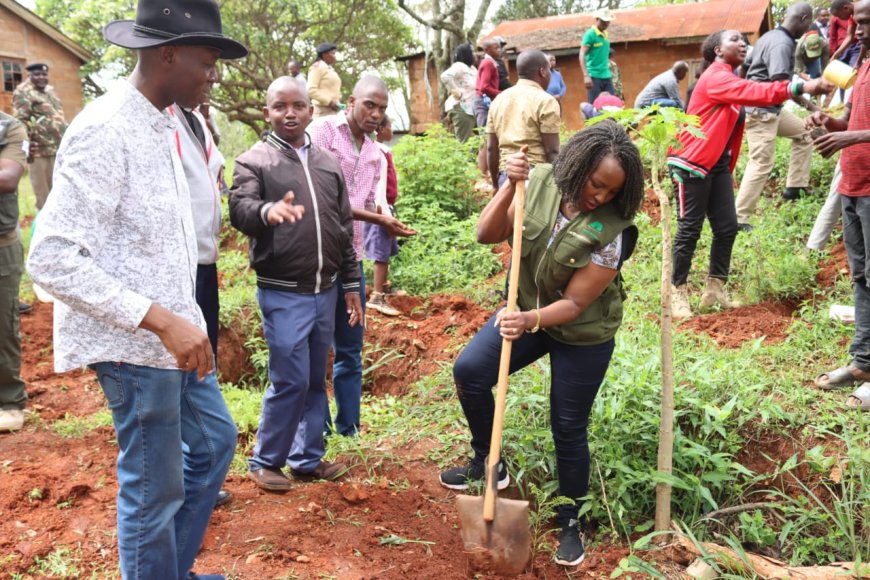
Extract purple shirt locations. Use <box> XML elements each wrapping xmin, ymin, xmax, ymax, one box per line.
<box><xmin>308</xmin><ymin>112</ymin><xmax>380</xmax><ymax>261</ymax></box>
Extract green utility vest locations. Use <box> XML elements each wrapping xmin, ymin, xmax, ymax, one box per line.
<box><xmin>515</xmin><ymin>164</ymin><xmax>634</xmax><ymax>345</ymax></box>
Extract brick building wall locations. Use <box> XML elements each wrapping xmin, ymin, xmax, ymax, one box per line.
<box><xmin>405</xmin><ymin>34</ymin><xmax>763</xmax><ymax>134</ymax></box>
<box><xmin>0</xmin><ymin>2</ymin><xmax>85</xmax><ymax>120</ymax></box>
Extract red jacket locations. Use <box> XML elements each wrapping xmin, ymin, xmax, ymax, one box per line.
<box><xmin>667</xmin><ymin>61</ymin><xmax>797</xmax><ymax>177</ymax></box>
<box><xmin>476</xmin><ymin>57</ymin><xmax>500</xmax><ymax>99</ymax></box>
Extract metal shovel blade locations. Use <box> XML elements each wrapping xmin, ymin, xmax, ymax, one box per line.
<box><xmin>456</xmin><ymin>494</ymin><xmax>531</xmax><ymax>576</ymax></box>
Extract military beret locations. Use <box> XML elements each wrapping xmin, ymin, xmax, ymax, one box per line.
<box><xmin>316</xmin><ymin>42</ymin><xmax>337</xmax><ymax>55</ymax></box>
<box><xmin>26</xmin><ymin>63</ymin><xmax>48</xmax><ymax>72</ymax></box>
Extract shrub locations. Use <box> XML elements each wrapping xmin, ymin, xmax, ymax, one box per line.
<box><xmin>389</xmin><ymin>125</ymin><xmax>500</xmax><ymax>294</ymax></box>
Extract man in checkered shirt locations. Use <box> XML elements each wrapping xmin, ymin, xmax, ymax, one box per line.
<box><xmin>307</xmin><ymin>76</ymin><xmax>415</xmax><ymax>437</ymax></box>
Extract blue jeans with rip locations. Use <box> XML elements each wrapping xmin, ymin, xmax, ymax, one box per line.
<box><xmin>90</xmin><ymin>362</ymin><xmax>236</xmax><ymax>580</ymax></box>
<box><xmin>330</xmin><ymin>263</ymin><xmax>366</xmax><ymax>436</ymax></box>
<box><xmin>248</xmin><ymin>287</ymin><xmax>336</xmax><ymax>473</ymax></box>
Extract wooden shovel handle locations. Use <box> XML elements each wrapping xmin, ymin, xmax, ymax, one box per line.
<box><xmin>483</xmin><ymin>179</ymin><xmax>525</xmax><ymax>522</ymax></box>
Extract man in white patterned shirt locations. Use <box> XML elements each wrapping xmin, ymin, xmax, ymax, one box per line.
<box><xmin>27</xmin><ymin>1</ymin><xmax>247</xmax><ymax>578</ymax></box>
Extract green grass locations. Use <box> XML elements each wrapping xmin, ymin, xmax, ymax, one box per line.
<box><xmin>8</xmin><ymin>544</ymin><xmax>120</xmax><ymax>579</ymax></box>
<box><xmin>214</xmin><ymin>132</ymin><xmax>864</xmax><ymax>570</ymax></box>
<box><xmin>18</xmin><ymin>173</ymin><xmax>37</xmax><ymax>302</ymax></box>
<box><xmin>51</xmin><ymin>411</ymin><xmax>113</xmax><ymax>439</ymax></box>
<box><xmin>21</xmin><ymin>117</ymin><xmax>858</xmax><ymax>574</ymax></box>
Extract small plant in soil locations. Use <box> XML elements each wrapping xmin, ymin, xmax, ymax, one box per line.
<box><xmin>378</xmin><ymin>533</ymin><xmax>436</xmax><ymax>555</ymax></box>
<box><xmin>27</xmin><ymin>487</ymin><xmax>44</xmax><ymax>502</ymax></box>
<box><xmin>589</xmin><ymin>106</ymin><xmax>705</xmax><ymax>533</ymax></box>
<box><xmin>526</xmin><ymin>483</ymin><xmax>573</xmax><ymax>561</ymax></box>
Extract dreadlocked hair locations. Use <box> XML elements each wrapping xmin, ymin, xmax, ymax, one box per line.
<box><xmin>552</xmin><ymin>120</ymin><xmax>644</xmax><ymax>220</ymax></box>
<box><xmin>701</xmin><ymin>30</ymin><xmax>725</xmax><ymax>65</ymax></box>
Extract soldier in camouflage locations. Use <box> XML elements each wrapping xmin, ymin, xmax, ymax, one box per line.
<box><xmin>0</xmin><ymin>111</ymin><xmax>28</xmax><ymax>432</ymax></box>
<box><xmin>12</xmin><ymin>63</ymin><xmax>67</xmax><ymax>209</ymax></box>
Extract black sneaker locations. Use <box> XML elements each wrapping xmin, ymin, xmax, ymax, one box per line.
<box><xmin>736</xmin><ymin>223</ymin><xmax>753</xmax><ymax>233</ymax></box>
<box><xmin>214</xmin><ymin>489</ymin><xmax>232</xmax><ymax>508</ymax></box>
<box><xmin>782</xmin><ymin>187</ymin><xmax>801</xmax><ymax>201</ymax></box>
<box><xmin>439</xmin><ymin>459</ymin><xmax>509</xmax><ymax>491</ymax></box>
<box><xmin>555</xmin><ymin>519</ymin><xmax>585</xmax><ymax>566</ymax></box>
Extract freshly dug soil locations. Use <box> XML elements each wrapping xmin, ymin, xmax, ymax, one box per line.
<box><xmin>1</xmin><ymin>302</ymin><xmax>633</xmax><ymax>579</ymax></box>
<box><xmin>680</xmin><ymin>301</ymin><xmax>800</xmax><ymax>348</ymax></box>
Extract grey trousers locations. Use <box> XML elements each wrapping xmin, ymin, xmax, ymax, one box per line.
<box><xmin>842</xmin><ymin>195</ymin><xmax>870</xmax><ymax>372</ymax></box>
<box><xmin>806</xmin><ymin>162</ymin><xmax>843</xmax><ymax>251</ymax></box>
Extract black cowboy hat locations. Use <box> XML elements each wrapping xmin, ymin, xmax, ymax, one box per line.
<box><xmin>103</xmin><ymin>0</ymin><xmax>248</xmax><ymax>60</ymax></box>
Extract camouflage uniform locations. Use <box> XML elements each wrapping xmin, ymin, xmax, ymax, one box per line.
<box><xmin>609</xmin><ymin>59</ymin><xmax>624</xmax><ymax>100</ymax></box>
<box><xmin>12</xmin><ymin>78</ymin><xmax>67</xmax><ymax>209</ymax></box>
<box><xmin>0</xmin><ymin>112</ymin><xmax>27</xmax><ymax>413</ymax></box>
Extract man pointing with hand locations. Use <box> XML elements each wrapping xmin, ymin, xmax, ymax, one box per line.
<box><xmin>230</xmin><ymin>76</ymin><xmax>361</xmax><ymax>490</ymax></box>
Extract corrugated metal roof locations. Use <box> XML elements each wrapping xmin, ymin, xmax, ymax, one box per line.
<box><xmin>486</xmin><ymin>0</ymin><xmax>771</xmax><ymax>52</ymax></box>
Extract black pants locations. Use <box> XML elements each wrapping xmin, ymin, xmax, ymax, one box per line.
<box><xmin>196</xmin><ymin>263</ymin><xmax>220</xmax><ymax>362</ymax></box>
<box><xmin>454</xmin><ymin>311</ymin><xmax>614</xmax><ymax>523</ymax></box>
<box><xmin>588</xmin><ymin>77</ymin><xmax>617</xmax><ymax>104</ymax></box>
<box><xmin>671</xmin><ymin>167</ymin><xmax>738</xmax><ymax>286</ymax></box>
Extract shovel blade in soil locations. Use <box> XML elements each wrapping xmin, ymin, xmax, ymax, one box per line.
<box><xmin>456</xmin><ymin>494</ymin><xmax>531</xmax><ymax>576</ymax></box>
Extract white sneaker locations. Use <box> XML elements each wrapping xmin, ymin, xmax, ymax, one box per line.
<box><xmin>0</xmin><ymin>409</ymin><xmax>25</xmax><ymax>432</ymax></box>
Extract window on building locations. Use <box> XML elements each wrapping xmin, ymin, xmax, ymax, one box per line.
<box><xmin>3</xmin><ymin>61</ymin><xmax>23</xmax><ymax>93</ymax></box>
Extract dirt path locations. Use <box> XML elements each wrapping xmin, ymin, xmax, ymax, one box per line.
<box><xmin>0</xmin><ymin>302</ymin><xmax>636</xmax><ymax>579</ymax></box>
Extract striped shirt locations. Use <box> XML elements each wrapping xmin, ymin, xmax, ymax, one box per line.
<box><xmin>308</xmin><ymin>112</ymin><xmax>380</xmax><ymax>261</ymax></box>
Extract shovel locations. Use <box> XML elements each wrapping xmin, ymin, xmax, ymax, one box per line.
<box><xmin>456</xmin><ymin>179</ymin><xmax>530</xmax><ymax>576</ymax></box>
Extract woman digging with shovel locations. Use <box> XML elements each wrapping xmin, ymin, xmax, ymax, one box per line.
<box><xmin>439</xmin><ymin>122</ymin><xmax>643</xmax><ymax>567</ymax></box>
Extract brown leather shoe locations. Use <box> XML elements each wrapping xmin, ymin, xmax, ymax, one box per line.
<box><xmin>248</xmin><ymin>467</ymin><xmax>292</xmax><ymax>491</ymax></box>
<box><xmin>291</xmin><ymin>460</ymin><xmax>347</xmax><ymax>481</ymax></box>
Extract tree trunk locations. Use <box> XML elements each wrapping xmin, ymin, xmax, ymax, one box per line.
<box><xmin>653</xmin><ymin>160</ymin><xmax>675</xmax><ymax>534</ymax></box>
<box><xmin>677</xmin><ymin>535</ymin><xmax>870</xmax><ymax>579</ymax></box>
<box><xmin>398</xmin><ymin>0</ymin><xmax>494</xmax><ymax>115</ymax></box>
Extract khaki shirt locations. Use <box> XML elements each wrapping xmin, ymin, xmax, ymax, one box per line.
<box><xmin>486</xmin><ymin>79</ymin><xmax>561</xmax><ymax>170</ymax></box>
<box><xmin>307</xmin><ymin>60</ymin><xmax>342</xmax><ymax>109</ymax></box>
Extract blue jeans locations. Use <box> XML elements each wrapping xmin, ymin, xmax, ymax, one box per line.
<box><xmin>330</xmin><ymin>263</ymin><xmax>366</xmax><ymax>436</ymax></box>
<box><xmin>250</xmin><ymin>287</ymin><xmax>336</xmax><ymax>473</ymax></box>
<box><xmin>648</xmin><ymin>98</ymin><xmax>682</xmax><ymax>109</ymax></box>
<box><xmin>473</xmin><ymin>95</ymin><xmax>491</xmax><ymax>128</ymax></box>
<box><xmin>841</xmin><ymin>196</ymin><xmax>870</xmax><ymax>372</ymax></box>
<box><xmin>805</xmin><ymin>58</ymin><xmax>822</xmax><ymax>79</ymax></box>
<box><xmin>453</xmin><ymin>311</ymin><xmax>614</xmax><ymax>523</ymax></box>
<box><xmin>91</xmin><ymin>362</ymin><xmax>236</xmax><ymax>580</ymax></box>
